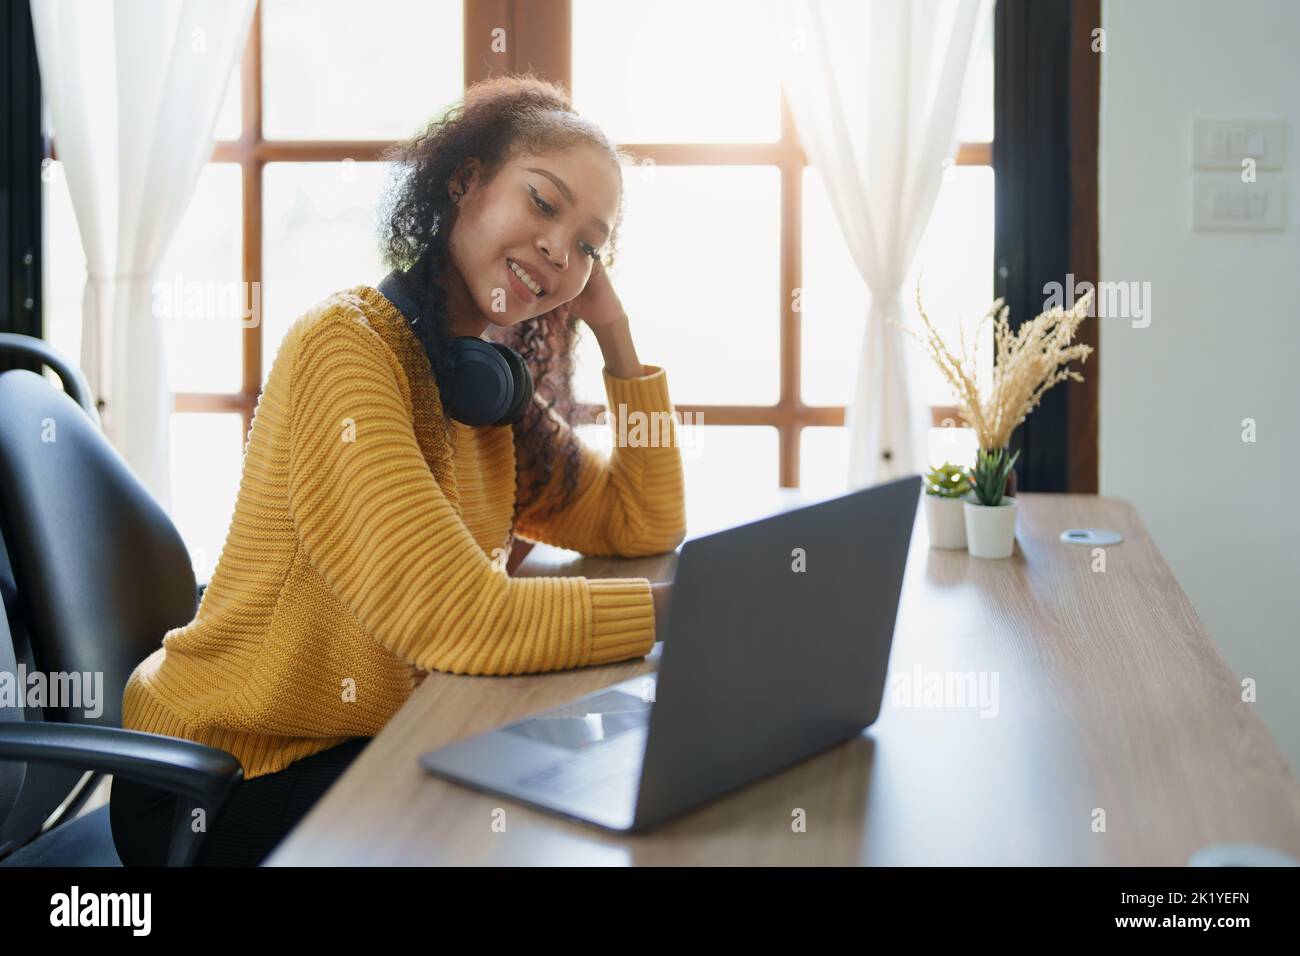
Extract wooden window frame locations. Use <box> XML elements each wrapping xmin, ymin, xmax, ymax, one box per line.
<box><xmin>48</xmin><ymin>0</ymin><xmax>1003</xmax><ymax>489</ymax></box>
<box><xmin>489</xmin><ymin>0</ymin><xmax>991</xmax><ymax>486</ymax></box>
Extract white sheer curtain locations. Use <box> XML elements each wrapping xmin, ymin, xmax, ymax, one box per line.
<box><xmin>765</xmin><ymin>0</ymin><xmax>985</xmax><ymax>488</ymax></box>
<box><xmin>30</xmin><ymin>0</ymin><xmax>255</xmax><ymax>511</ymax></box>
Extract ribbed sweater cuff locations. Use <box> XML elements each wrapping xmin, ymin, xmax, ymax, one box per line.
<box><xmin>587</xmin><ymin>578</ymin><xmax>656</xmax><ymax>666</ymax></box>
<box><xmin>602</xmin><ymin>363</ymin><xmax>672</xmax><ymax>411</ymax></box>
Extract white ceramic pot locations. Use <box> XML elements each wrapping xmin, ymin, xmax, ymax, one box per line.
<box><xmin>923</xmin><ymin>494</ymin><xmax>968</xmax><ymax>549</ymax></box>
<box><xmin>963</xmin><ymin>496</ymin><xmax>1018</xmax><ymax>559</ymax></box>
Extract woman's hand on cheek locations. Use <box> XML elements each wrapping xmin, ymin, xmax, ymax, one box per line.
<box><xmin>565</xmin><ymin>259</ymin><xmax>627</xmax><ymax>330</ymax></box>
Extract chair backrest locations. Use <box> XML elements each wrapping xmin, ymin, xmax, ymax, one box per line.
<box><xmin>0</xmin><ymin>535</ymin><xmax>26</xmax><ymax>828</ymax></box>
<box><xmin>0</xmin><ymin>368</ymin><xmax>197</xmax><ymax>728</ymax></box>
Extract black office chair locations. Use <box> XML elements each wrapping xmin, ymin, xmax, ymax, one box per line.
<box><xmin>0</xmin><ymin>333</ymin><xmax>243</xmax><ymax>866</ymax></box>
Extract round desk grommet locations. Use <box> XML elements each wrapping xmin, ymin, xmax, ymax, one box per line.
<box><xmin>1059</xmin><ymin>528</ymin><xmax>1124</xmax><ymax>546</ymax></box>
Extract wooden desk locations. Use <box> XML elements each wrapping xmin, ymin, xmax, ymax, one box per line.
<box><xmin>267</xmin><ymin>491</ymin><xmax>1300</xmax><ymax>865</ymax></box>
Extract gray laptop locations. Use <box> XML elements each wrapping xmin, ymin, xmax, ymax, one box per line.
<box><xmin>419</xmin><ymin>473</ymin><xmax>922</xmax><ymax>832</ymax></box>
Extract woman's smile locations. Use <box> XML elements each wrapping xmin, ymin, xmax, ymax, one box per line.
<box><xmin>505</xmin><ymin>257</ymin><xmax>547</xmax><ymax>303</ymax></box>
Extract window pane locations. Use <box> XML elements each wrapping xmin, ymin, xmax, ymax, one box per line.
<box><xmin>804</xmin><ymin>423</ymin><xmax>982</xmax><ymax>488</ymax></box>
<box><xmin>573</xmin><ymin>165</ymin><xmax>781</xmax><ymax>406</ymax></box>
<box><xmin>579</xmin><ymin>422</ymin><xmax>779</xmax><ymax>536</ymax></box>
<box><xmin>956</xmin><ymin>2</ymin><xmax>994</xmax><ymax>143</ymax></box>
<box><xmin>801</xmin><ymin>164</ymin><xmax>994</xmax><ymax>408</ymax></box>
<box><xmin>800</xmin><ymin>426</ymin><xmax>849</xmax><ymax>496</ymax></box>
<box><xmin>157</xmin><ymin>163</ymin><xmax>243</xmax><ymax>393</ymax></box>
<box><xmin>170</xmin><ymin>413</ymin><xmax>244</xmax><ymax>582</ymax></box>
<box><xmin>44</xmin><ymin>161</ymin><xmax>245</xmax><ymax>395</ymax></box>
<box><xmin>573</xmin><ymin>0</ymin><xmax>780</xmax><ymax>143</ymax></box>
<box><xmin>262</xmin><ymin>0</ymin><xmax>462</xmax><ymax>140</ymax></box>
<box><xmin>261</xmin><ymin>161</ymin><xmax>392</xmax><ymax>382</ymax></box>
<box><xmin>928</xmin><ymin>423</ymin><xmax>979</xmax><ymax>473</ymax></box>
<box><xmin>214</xmin><ymin>62</ymin><xmax>241</xmax><ymax>140</ymax></box>
<box><xmin>680</xmin><ymin>425</ymin><xmax>779</xmax><ymax>533</ymax></box>
<box><xmin>41</xmin><ymin>161</ymin><xmax>86</xmax><ymax>380</ymax></box>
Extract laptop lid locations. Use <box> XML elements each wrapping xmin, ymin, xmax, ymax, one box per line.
<box><xmin>631</xmin><ymin>474</ymin><xmax>921</xmax><ymax>829</ymax></box>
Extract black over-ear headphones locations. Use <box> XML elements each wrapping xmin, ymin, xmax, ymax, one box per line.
<box><xmin>375</xmin><ymin>269</ymin><xmax>534</xmax><ymax>427</ymax></box>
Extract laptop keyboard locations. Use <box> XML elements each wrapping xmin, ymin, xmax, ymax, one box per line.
<box><xmin>516</xmin><ymin>724</ymin><xmax>649</xmax><ymax>803</ymax></box>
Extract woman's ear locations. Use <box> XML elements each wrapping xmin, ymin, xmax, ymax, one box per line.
<box><xmin>447</xmin><ymin>157</ymin><xmax>481</xmax><ymax>203</ymax></box>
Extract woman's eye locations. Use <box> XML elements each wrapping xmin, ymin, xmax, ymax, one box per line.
<box><xmin>531</xmin><ymin>185</ymin><xmax>601</xmax><ymax>261</ymax></box>
<box><xmin>529</xmin><ymin>187</ymin><xmax>554</xmax><ymax>215</ymax></box>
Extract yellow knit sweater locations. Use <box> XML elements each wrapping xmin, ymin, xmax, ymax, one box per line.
<box><xmin>122</xmin><ymin>284</ymin><xmax>687</xmax><ymax>779</ymax></box>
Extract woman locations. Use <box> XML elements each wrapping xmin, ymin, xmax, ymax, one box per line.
<box><xmin>109</xmin><ymin>74</ymin><xmax>686</xmax><ymax>866</ymax></box>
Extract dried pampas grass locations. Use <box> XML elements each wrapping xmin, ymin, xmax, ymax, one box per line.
<box><xmin>892</xmin><ymin>284</ymin><xmax>1095</xmax><ymax>451</ymax></box>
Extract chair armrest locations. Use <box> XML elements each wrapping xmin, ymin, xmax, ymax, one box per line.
<box><xmin>0</xmin><ymin>723</ymin><xmax>243</xmax><ymax>866</ymax></box>
<box><xmin>0</xmin><ymin>333</ymin><xmax>101</xmax><ymax>427</ymax></box>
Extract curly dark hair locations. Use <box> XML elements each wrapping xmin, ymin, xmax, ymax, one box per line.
<box><xmin>376</xmin><ymin>73</ymin><xmax>631</xmax><ymax>527</ymax></box>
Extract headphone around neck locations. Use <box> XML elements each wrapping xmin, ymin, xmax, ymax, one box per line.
<box><xmin>376</xmin><ymin>268</ymin><xmax>534</xmax><ymax>427</ymax></box>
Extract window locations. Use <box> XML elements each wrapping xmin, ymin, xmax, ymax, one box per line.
<box><xmin>43</xmin><ymin>0</ymin><xmax>994</xmax><ymax>573</ymax></box>
<box><xmin>43</xmin><ymin>1</ymin><xmax>463</xmax><ymax>580</ymax></box>
<box><xmin>568</xmin><ymin>0</ymin><xmax>996</xmax><ymax>495</ymax></box>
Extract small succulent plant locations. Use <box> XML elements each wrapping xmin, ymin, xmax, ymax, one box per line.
<box><xmin>969</xmin><ymin>447</ymin><xmax>1020</xmax><ymax>507</ymax></box>
<box><xmin>924</xmin><ymin>462</ymin><xmax>970</xmax><ymax>499</ymax></box>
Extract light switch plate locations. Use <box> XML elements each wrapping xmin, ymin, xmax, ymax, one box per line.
<box><xmin>1192</xmin><ymin>176</ymin><xmax>1285</xmax><ymax>230</ymax></box>
<box><xmin>1192</xmin><ymin>119</ymin><xmax>1285</xmax><ymax>170</ymax></box>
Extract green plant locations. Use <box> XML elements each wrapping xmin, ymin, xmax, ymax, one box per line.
<box><xmin>969</xmin><ymin>447</ymin><xmax>1020</xmax><ymax>506</ymax></box>
<box><xmin>925</xmin><ymin>462</ymin><xmax>970</xmax><ymax>499</ymax></box>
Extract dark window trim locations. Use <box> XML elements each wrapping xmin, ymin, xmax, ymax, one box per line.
<box><xmin>995</xmin><ymin>0</ymin><xmax>1100</xmax><ymax>493</ymax></box>
<box><xmin>1</xmin><ymin>0</ymin><xmax>43</xmax><ymax>370</ymax></box>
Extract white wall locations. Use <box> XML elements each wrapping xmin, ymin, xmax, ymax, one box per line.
<box><xmin>1101</xmin><ymin>0</ymin><xmax>1300</xmax><ymax>773</ymax></box>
